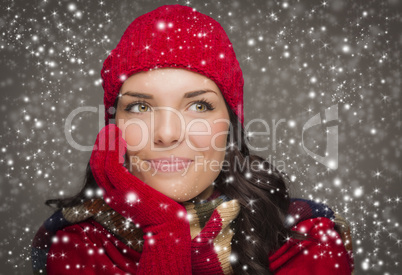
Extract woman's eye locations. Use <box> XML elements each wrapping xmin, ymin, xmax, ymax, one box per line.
<box><xmin>189</xmin><ymin>100</ymin><xmax>215</xmax><ymax>112</ymax></box>
<box><xmin>125</xmin><ymin>103</ymin><xmax>150</xmax><ymax>113</ymax></box>
<box><xmin>190</xmin><ymin>103</ymin><xmax>207</xmax><ymax>112</ymax></box>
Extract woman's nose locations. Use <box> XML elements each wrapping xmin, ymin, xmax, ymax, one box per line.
<box><xmin>152</xmin><ymin>107</ymin><xmax>184</xmax><ymax>147</ymax></box>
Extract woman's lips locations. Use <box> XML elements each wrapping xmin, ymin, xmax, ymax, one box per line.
<box><xmin>146</xmin><ymin>158</ymin><xmax>193</xmax><ymax>173</ymax></box>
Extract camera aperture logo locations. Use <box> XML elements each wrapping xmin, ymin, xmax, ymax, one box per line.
<box><xmin>302</xmin><ymin>104</ymin><xmax>339</xmax><ymax>170</ymax></box>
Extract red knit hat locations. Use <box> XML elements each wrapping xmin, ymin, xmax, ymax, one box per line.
<box><xmin>101</xmin><ymin>4</ymin><xmax>244</xmax><ymax>126</ymax></box>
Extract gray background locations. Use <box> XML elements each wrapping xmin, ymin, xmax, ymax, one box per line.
<box><xmin>1</xmin><ymin>0</ymin><xmax>401</xmax><ymax>274</ymax></box>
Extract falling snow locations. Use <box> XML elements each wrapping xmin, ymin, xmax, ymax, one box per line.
<box><xmin>0</xmin><ymin>0</ymin><xmax>401</xmax><ymax>274</ymax></box>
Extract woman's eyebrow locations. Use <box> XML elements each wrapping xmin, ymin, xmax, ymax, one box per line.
<box><xmin>121</xmin><ymin>91</ymin><xmax>153</xmax><ymax>99</ymax></box>
<box><xmin>183</xmin><ymin>89</ymin><xmax>217</xmax><ymax>98</ymax></box>
<box><xmin>121</xmin><ymin>89</ymin><xmax>217</xmax><ymax>99</ymax></box>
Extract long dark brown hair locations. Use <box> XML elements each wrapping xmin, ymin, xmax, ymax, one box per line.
<box><xmin>46</xmin><ymin>96</ymin><xmax>306</xmax><ymax>274</ymax></box>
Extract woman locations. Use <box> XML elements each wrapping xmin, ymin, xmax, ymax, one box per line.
<box><xmin>31</xmin><ymin>4</ymin><xmax>354</xmax><ymax>274</ymax></box>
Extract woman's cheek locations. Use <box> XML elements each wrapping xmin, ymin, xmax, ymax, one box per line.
<box><xmin>118</xmin><ymin>118</ymin><xmax>150</xmax><ymax>151</ymax></box>
<box><xmin>209</xmin><ymin>120</ymin><xmax>229</xmax><ymax>151</ymax></box>
<box><xmin>187</xmin><ymin>119</ymin><xmax>229</xmax><ymax>151</ymax></box>
<box><xmin>186</xmin><ymin>119</ymin><xmax>212</xmax><ymax>150</ymax></box>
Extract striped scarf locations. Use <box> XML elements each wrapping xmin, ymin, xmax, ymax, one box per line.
<box><xmin>31</xmin><ymin>190</ymin><xmax>354</xmax><ymax>274</ymax></box>
<box><xmin>32</xmin><ymin>190</ymin><xmax>240</xmax><ymax>274</ymax></box>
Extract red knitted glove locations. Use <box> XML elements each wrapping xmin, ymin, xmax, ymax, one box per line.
<box><xmin>89</xmin><ymin>124</ymin><xmax>192</xmax><ymax>274</ymax></box>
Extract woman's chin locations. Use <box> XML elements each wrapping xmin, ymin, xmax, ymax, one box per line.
<box><xmin>160</xmin><ymin>192</ymin><xmax>194</xmax><ymax>203</ymax></box>
<box><xmin>128</xmin><ymin>171</ymin><xmax>209</xmax><ymax>203</ymax></box>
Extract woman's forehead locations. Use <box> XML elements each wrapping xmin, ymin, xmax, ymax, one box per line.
<box><xmin>125</xmin><ymin>67</ymin><xmax>215</xmax><ymax>82</ymax></box>
<box><xmin>120</xmin><ymin>68</ymin><xmax>221</xmax><ymax>97</ymax></box>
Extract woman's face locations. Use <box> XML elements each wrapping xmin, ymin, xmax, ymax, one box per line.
<box><xmin>114</xmin><ymin>68</ymin><xmax>230</xmax><ymax>202</ymax></box>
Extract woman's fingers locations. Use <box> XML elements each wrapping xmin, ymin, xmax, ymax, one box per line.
<box><xmin>90</xmin><ymin>125</ymin><xmax>123</xmax><ymax>192</ymax></box>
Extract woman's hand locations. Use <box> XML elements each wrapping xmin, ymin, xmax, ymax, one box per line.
<box><xmin>89</xmin><ymin>124</ymin><xmax>189</xmax><ymax>230</ymax></box>
<box><xmin>89</xmin><ymin>124</ymin><xmax>192</xmax><ymax>274</ymax></box>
